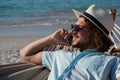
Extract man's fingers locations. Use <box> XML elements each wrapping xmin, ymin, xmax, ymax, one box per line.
<box><xmin>60</xmin><ymin>29</ymin><xmax>68</xmax><ymax>35</ymax></box>
<box><xmin>64</xmin><ymin>30</ymin><xmax>68</xmax><ymax>34</ymax></box>
<box><xmin>64</xmin><ymin>32</ymin><xmax>72</xmax><ymax>40</ymax></box>
<box><xmin>52</xmin><ymin>28</ymin><xmax>70</xmax><ymax>45</ymax></box>
<box><xmin>59</xmin><ymin>29</ymin><xmax>68</xmax><ymax>39</ymax></box>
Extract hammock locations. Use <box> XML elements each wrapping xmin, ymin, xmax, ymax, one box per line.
<box><xmin>0</xmin><ymin>9</ymin><xmax>120</xmax><ymax>80</ymax></box>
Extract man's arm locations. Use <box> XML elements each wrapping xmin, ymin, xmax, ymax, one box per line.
<box><xmin>20</xmin><ymin>29</ymin><xmax>69</xmax><ymax>65</ymax></box>
<box><xmin>20</xmin><ymin>36</ymin><xmax>54</xmax><ymax>65</ymax></box>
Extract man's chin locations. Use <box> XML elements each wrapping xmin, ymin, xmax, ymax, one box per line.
<box><xmin>71</xmin><ymin>43</ymin><xmax>81</xmax><ymax>48</ymax></box>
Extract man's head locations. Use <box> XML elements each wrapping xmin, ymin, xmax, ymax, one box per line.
<box><xmin>71</xmin><ymin>4</ymin><xmax>114</xmax><ymax>51</ymax></box>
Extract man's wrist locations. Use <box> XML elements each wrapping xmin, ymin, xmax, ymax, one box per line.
<box><xmin>47</xmin><ymin>35</ymin><xmax>55</xmax><ymax>44</ymax></box>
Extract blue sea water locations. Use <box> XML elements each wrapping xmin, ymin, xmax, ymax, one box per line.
<box><xmin>0</xmin><ymin>0</ymin><xmax>120</xmax><ymax>36</ymax></box>
<box><xmin>0</xmin><ymin>0</ymin><xmax>120</xmax><ymax>26</ymax></box>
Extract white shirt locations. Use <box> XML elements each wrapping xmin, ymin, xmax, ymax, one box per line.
<box><xmin>42</xmin><ymin>49</ymin><xmax>120</xmax><ymax>80</ymax></box>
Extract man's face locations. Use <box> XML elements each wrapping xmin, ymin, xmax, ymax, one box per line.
<box><xmin>71</xmin><ymin>17</ymin><xmax>92</xmax><ymax>48</ymax></box>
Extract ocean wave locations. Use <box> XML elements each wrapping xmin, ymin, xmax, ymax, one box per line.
<box><xmin>117</xmin><ymin>12</ymin><xmax>120</xmax><ymax>16</ymax></box>
<box><xmin>0</xmin><ymin>19</ymin><xmax>75</xmax><ymax>29</ymax></box>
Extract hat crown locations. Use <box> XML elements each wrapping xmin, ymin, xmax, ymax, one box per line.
<box><xmin>85</xmin><ymin>5</ymin><xmax>114</xmax><ymax>34</ymax></box>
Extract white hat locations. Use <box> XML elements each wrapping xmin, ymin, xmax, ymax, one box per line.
<box><xmin>72</xmin><ymin>4</ymin><xmax>114</xmax><ymax>43</ymax></box>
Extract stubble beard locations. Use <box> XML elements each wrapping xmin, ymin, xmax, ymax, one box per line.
<box><xmin>71</xmin><ymin>41</ymin><xmax>92</xmax><ymax>50</ymax></box>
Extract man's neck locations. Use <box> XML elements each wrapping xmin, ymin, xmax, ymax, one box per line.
<box><xmin>79</xmin><ymin>43</ymin><xmax>96</xmax><ymax>52</ymax></box>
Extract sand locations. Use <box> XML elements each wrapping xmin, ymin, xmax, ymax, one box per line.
<box><xmin>0</xmin><ymin>36</ymin><xmax>40</xmax><ymax>65</ymax></box>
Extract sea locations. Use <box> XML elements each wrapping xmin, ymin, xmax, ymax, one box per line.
<box><xmin>0</xmin><ymin>0</ymin><xmax>120</xmax><ymax>37</ymax></box>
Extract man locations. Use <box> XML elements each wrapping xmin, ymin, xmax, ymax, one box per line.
<box><xmin>20</xmin><ymin>5</ymin><xmax>120</xmax><ymax>80</ymax></box>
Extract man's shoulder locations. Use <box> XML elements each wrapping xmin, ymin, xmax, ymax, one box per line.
<box><xmin>52</xmin><ymin>50</ymin><xmax>74</xmax><ymax>58</ymax></box>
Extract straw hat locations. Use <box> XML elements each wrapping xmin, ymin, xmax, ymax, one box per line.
<box><xmin>72</xmin><ymin>4</ymin><xmax>114</xmax><ymax>43</ymax></box>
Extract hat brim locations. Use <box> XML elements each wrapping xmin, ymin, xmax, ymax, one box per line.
<box><xmin>72</xmin><ymin>9</ymin><xmax>114</xmax><ymax>45</ymax></box>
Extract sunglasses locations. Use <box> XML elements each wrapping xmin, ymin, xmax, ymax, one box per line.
<box><xmin>71</xmin><ymin>24</ymin><xmax>89</xmax><ymax>32</ymax></box>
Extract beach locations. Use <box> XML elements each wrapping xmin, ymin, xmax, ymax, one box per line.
<box><xmin>0</xmin><ymin>22</ymin><xmax>74</xmax><ymax>65</ymax></box>
<box><xmin>0</xmin><ymin>36</ymin><xmax>39</xmax><ymax>65</ymax></box>
<box><xmin>0</xmin><ymin>17</ymin><xmax>120</xmax><ymax>66</ymax></box>
<box><xmin>0</xmin><ymin>18</ymin><xmax>120</xmax><ymax>65</ymax></box>
<box><xmin>0</xmin><ymin>0</ymin><xmax>120</xmax><ymax>65</ymax></box>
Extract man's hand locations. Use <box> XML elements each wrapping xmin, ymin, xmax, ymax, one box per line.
<box><xmin>20</xmin><ymin>28</ymin><xmax>71</xmax><ymax>65</ymax></box>
<box><xmin>50</xmin><ymin>28</ymin><xmax>70</xmax><ymax>45</ymax></box>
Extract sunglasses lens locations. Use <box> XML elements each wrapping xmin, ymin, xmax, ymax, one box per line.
<box><xmin>71</xmin><ymin>24</ymin><xmax>80</xmax><ymax>31</ymax></box>
<box><xmin>71</xmin><ymin>24</ymin><xmax>90</xmax><ymax>32</ymax></box>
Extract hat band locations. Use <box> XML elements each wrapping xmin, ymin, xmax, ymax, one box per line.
<box><xmin>83</xmin><ymin>12</ymin><xmax>109</xmax><ymax>35</ymax></box>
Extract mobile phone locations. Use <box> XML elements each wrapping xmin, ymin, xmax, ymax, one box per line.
<box><xmin>67</xmin><ymin>35</ymin><xmax>73</xmax><ymax>45</ymax></box>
